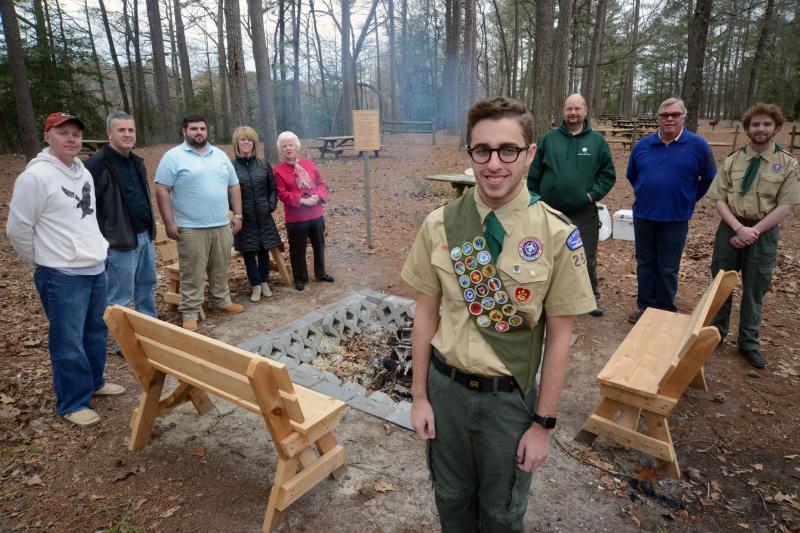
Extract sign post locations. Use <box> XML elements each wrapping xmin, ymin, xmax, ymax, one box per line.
<box><xmin>352</xmin><ymin>110</ymin><xmax>381</xmax><ymax>249</ymax></box>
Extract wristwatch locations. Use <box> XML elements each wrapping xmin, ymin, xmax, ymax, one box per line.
<box><xmin>532</xmin><ymin>414</ymin><xmax>557</xmax><ymax>429</ymax></box>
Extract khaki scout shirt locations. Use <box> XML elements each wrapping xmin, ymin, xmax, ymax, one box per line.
<box><xmin>706</xmin><ymin>142</ymin><xmax>800</xmax><ymax>219</ymax></box>
<box><xmin>401</xmin><ymin>186</ymin><xmax>596</xmax><ymax>377</ymax></box>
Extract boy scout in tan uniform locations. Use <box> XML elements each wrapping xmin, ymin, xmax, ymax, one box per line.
<box><xmin>707</xmin><ymin>103</ymin><xmax>799</xmax><ymax>368</ymax></box>
<box><xmin>402</xmin><ymin>96</ymin><xmax>595</xmax><ymax>532</ymax></box>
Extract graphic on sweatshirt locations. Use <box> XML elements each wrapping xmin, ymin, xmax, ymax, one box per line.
<box><xmin>61</xmin><ymin>182</ymin><xmax>94</xmax><ymax>218</ymax></box>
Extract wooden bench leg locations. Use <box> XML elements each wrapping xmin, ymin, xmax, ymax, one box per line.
<box><xmin>689</xmin><ymin>366</ymin><xmax>708</xmax><ymax>391</ymax></box>
<box><xmin>642</xmin><ymin>411</ymin><xmax>680</xmax><ymax>478</ymax></box>
<box><xmin>129</xmin><ymin>370</ymin><xmax>166</xmax><ymax>452</ymax></box>
<box><xmin>263</xmin><ymin>456</ymin><xmax>298</xmax><ymax>532</ymax></box>
<box><xmin>575</xmin><ymin>397</ymin><xmax>626</xmax><ymax>444</ymax></box>
<box><xmin>316</xmin><ymin>432</ymin><xmax>346</xmax><ymax>479</ymax></box>
<box><xmin>269</xmin><ymin>247</ymin><xmax>292</xmax><ymax>287</ymax></box>
<box><xmin>189</xmin><ymin>387</ymin><xmax>214</xmax><ymax>414</ymax></box>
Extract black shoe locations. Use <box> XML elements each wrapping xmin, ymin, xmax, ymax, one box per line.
<box><xmin>627</xmin><ymin>308</ymin><xmax>645</xmax><ymax>324</ymax></box>
<box><xmin>741</xmin><ymin>349</ymin><xmax>765</xmax><ymax>369</ymax></box>
<box><xmin>294</xmin><ymin>281</ymin><xmax>305</xmax><ymax>291</ymax></box>
<box><xmin>318</xmin><ymin>274</ymin><xmax>335</xmax><ymax>282</ymax></box>
<box><xmin>589</xmin><ymin>306</ymin><xmax>604</xmax><ymax>317</ymax></box>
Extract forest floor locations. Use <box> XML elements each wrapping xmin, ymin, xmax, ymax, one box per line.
<box><xmin>1</xmin><ymin>124</ymin><xmax>799</xmax><ymax>532</ymax></box>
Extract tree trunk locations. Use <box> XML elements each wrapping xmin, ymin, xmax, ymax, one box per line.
<box><xmin>54</xmin><ymin>0</ymin><xmax>75</xmax><ymax>94</ymax></box>
<box><xmin>247</xmin><ymin>0</ymin><xmax>279</xmax><ymax>161</ymax></box>
<box><xmin>216</xmin><ymin>0</ymin><xmax>231</xmax><ymax>139</ymax></box>
<box><xmin>621</xmin><ymin>0</ymin><xmax>640</xmax><ymax>118</ymax></box>
<box><xmin>531</xmin><ymin>0</ymin><xmax>555</xmax><ymax>139</ymax></box>
<box><xmin>745</xmin><ymin>0</ymin><xmax>774</xmax><ymax>107</ymax></box>
<box><xmin>204</xmin><ymin>35</ymin><xmax>217</xmax><ymax>134</ymax></box>
<box><xmin>174</xmin><ymin>0</ymin><xmax>194</xmax><ymax>114</ymax></box>
<box><xmin>292</xmin><ymin>0</ymin><xmax>302</xmax><ymax>133</ymax></box>
<box><xmin>122</xmin><ymin>0</ymin><xmax>138</xmax><ymax>120</ymax></box>
<box><xmin>310</xmin><ymin>0</ymin><xmax>331</xmax><ymax>132</ymax></box>
<box><xmin>145</xmin><ymin>0</ymin><xmax>174</xmax><ymax>141</ymax></box>
<box><xmin>84</xmin><ymin>0</ymin><xmax>109</xmax><ymax>115</ymax></box>
<box><xmin>225</xmin><ymin>0</ymin><xmax>249</xmax><ymax>128</ymax></box>
<box><xmin>131</xmin><ymin>0</ymin><xmax>150</xmax><ymax>142</ymax></box>
<box><xmin>164</xmin><ymin>0</ymin><xmax>183</xmax><ymax>110</ymax></box>
<box><xmin>399</xmin><ymin>0</ymin><xmax>407</xmax><ymax>117</ymax></box>
<box><xmin>0</xmin><ymin>0</ymin><xmax>40</xmax><ymax>158</ymax></box>
<box><xmin>550</xmin><ymin>0</ymin><xmax>573</xmax><ymax>120</ymax></box>
<box><xmin>388</xmin><ymin>0</ymin><xmax>398</xmax><ymax>118</ymax></box>
<box><xmin>98</xmin><ymin>0</ymin><xmax>130</xmax><ymax>113</ymax></box>
<box><xmin>459</xmin><ymin>0</ymin><xmax>476</xmax><ymax>146</ymax></box>
<box><xmin>336</xmin><ymin>0</ymin><xmax>354</xmax><ymax>132</ymax></box>
<box><xmin>584</xmin><ymin>0</ymin><xmax>607</xmax><ymax>117</ymax></box>
<box><xmin>31</xmin><ymin>0</ymin><xmax>52</xmax><ymax>68</ymax></box>
<box><xmin>490</xmin><ymin>0</ymin><xmax>510</xmax><ymax>96</ymax></box>
<box><xmin>443</xmin><ymin>0</ymin><xmax>461</xmax><ymax>132</ymax></box>
<box><xmin>681</xmin><ymin>0</ymin><xmax>712</xmax><ymax>132</ymax></box>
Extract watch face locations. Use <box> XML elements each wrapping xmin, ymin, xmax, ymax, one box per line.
<box><xmin>535</xmin><ymin>415</ymin><xmax>557</xmax><ymax>429</ymax></box>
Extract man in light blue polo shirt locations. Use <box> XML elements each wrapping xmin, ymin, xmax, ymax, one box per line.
<box><xmin>626</xmin><ymin>98</ymin><xmax>716</xmax><ymax>323</ymax></box>
<box><xmin>155</xmin><ymin>113</ymin><xmax>244</xmax><ymax>330</ymax></box>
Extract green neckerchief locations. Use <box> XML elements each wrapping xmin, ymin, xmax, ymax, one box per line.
<box><xmin>442</xmin><ymin>188</ymin><xmax>544</xmax><ymax>395</ymax></box>
<box><xmin>741</xmin><ymin>143</ymin><xmax>782</xmax><ymax>195</ymax></box>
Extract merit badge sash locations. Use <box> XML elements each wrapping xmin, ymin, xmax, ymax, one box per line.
<box><xmin>442</xmin><ymin>188</ymin><xmax>545</xmax><ymax>395</ymax></box>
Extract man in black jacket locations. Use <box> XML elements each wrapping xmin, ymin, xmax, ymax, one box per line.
<box><xmin>86</xmin><ymin>111</ymin><xmax>157</xmax><ymax>319</ymax></box>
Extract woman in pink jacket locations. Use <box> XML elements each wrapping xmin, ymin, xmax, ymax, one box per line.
<box><xmin>273</xmin><ymin>131</ymin><xmax>335</xmax><ymax>291</ymax></box>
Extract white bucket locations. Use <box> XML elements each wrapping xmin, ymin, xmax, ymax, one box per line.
<box><xmin>597</xmin><ymin>203</ymin><xmax>612</xmax><ymax>241</ymax></box>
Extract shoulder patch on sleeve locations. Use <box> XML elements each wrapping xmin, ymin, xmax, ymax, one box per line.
<box><xmin>566</xmin><ymin>228</ymin><xmax>583</xmax><ymax>250</ymax></box>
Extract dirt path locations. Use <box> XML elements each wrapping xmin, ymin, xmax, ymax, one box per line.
<box><xmin>1</xmin><ymin>127</ymin><xmax>798</xmax><ymax>531</ymax></box>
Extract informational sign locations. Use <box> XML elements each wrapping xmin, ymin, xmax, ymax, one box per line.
<box><xmin>352</xmin><ymin>110</ymin><xmax>381</xmax><ymax>152</ymax></box>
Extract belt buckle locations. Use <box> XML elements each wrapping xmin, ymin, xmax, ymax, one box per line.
<box><xmin>468</xmin><ymin>379</ymin><xmax>481</xmax><ymax>390</ymax></box>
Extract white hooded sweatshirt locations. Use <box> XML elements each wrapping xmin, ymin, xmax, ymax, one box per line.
<box><xmin>7</xmin><ymin>148</ymin><xmax>108</xmax><ymax>268</ymax></box>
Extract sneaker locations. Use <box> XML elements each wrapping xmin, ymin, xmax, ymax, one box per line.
<box><xmin>94</xmin><ymin>383</ymin><xmax>126</xmax><ymax>396</ymax></box>
<box><xmin>220</xmin><ymin>303</ymin><xmax>244</xmax><ymax>314</ymax></box>
<box><xmin>589</xmin><ymin>306</ymin><xmax>604</xmax><ymax>317</ymax></box>
<box><xmin>250</xmin><ymin>285</ymin><xmax>262</xmax><ymax>302</ymax></box>
<box><xmin>261</xmin><ymin>282</ymin><xmax>272</xmax><ymax>298</ymax></box>
<box><xmin>182</xmin><ymin>319</ymin><xmax>198</xmax><ymax>331</ymax></box>
<box><xmin>741</xmin><ymin>349</ymin><xmax>766</xmax><ymax>369</ymax></box>
<box><xmin>318</xmin><ymin>274</ymin><xmax>335</xmax><ymax>282</ymax></box>
<box><xmin>294</xmin><ymin>281</ymin><xmax>305</xmax><ymax>291</ymax></box>
<box><xmin>64</xmin><ymin>408</ymin><xmax>100</xmax><ymax>427</ymax></box>
<box><xmin>627</xmin><ymin>308</ymin><xmax>646</xmax><ymax>324</ymax></box>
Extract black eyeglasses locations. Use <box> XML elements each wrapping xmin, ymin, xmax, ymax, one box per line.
<box><xmin>659</xmin><ymin>112</ymin><xmax>683</xmax><ymax>119</ymax></box>
<box><xmin>467</xmin><ymin>144</ymin><xmax>528</xmax><ymax>164</ymax></box>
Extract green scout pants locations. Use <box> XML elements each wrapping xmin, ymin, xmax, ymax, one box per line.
<box><xmin>177</xmin><ymin>225</ymin><xmax>234</xmax><ymax>321</ymax></box>
<box><xmin>710</xmin><ymin>220</ymin><xmax>778</xmax><ymax>351</ymax></box>
<box><xmin>426</xmin><ymin>362</ymin><xmax>539</xmax><ymax>533</ymax></box>
<box><xmin>567</xmin><ymin>204</ymin><xmax>601</xmax><ymax>301</ymax></box>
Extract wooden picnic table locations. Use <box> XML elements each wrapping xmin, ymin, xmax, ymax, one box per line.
<box><xmin>80</xmin><ymin>139</ymin><xmax>109</xmax><ymax>157</ymax></box>
<box><xmin>425</xmin><ymin>173</ymin><xmax>476</xmax><ymax>197</ymax></box>
<box><xmin>316</xmin><ymin>135</ymin><xmax>380</xmax><ymax>159</ymax></box>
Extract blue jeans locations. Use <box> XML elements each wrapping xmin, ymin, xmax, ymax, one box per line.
<box><xmin>34</xmin><ymin>266</ymin><xmax>108</xmax><ymax>416</ymax></box>
<box><xmin>633</xmin><ymin>218</ymin><xmax>689</xmax><ymax>312</ymax></box>
<box><xmin>106</xmin><ymin>231</ymin><xmax>157</xmax><ymax>317</ymax></box>
<box><xmin>243</xmin><ymin>249</ymin><xmax>270</xmax><ymax>286</ymax></box>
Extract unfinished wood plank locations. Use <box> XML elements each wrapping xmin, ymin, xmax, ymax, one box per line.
<box><xmin>643</xmin><ymin>411</ymin><xmax>680</xmax><ymax>478</ymax></box>
<box><xmin>599</xmin><ymin>385</ymin><xmax>676</xmax><ymax>416</ymax></box>
<box><xmin>276</xmin><ymin>445</ymin><xmax>347</xmax><ymax>510</ymax></box>
<box><xmin>129</xmin><ymin>370</ymin><xmax>166</xmax><ymax>451</ymax></box>
<box><xmin>269</xmin><ymin>246</ymin><xmax>292</xmax><ymax>286</ymax></box>
<box><xmin>315</xmin><ymin>432</ymin><xmax>347</xmax><ymax>479</ymax></box>
<box><xmin>247</xmin><ymin>358</ymin><xmax>296</xmax><ymax>445</ymax></box>
<box><xmin>581</xmin><ymin>415</ymin><xmax>674</xmax><ymax>462</ymax></box>
<box><xmin>280</xmin><ymin>411</ymin><xmax>345</xmax><ymax>458</ymax></box>
<box><xmin>689</xmin><ymin>367</ymin><xmax>708</xmax><ymax>391</ymax></box>
<box><xmin>617</xmin><ymin>405</ymin><xmax>642</xmax><ymax>431</ymax></box>
<box><xmin>659</xmin><ymin>327</ymin><xmax>720</xmax><ymax>398</ymax></box>
<box><xmin>104</xmin><ymin>306</ymin><xmax>154</xmax><ymax>386</ymax></box>
<box><xmin>263</xmin><ymin>457</ymin><xmax>298</xmax><ymax>532</ymax></box>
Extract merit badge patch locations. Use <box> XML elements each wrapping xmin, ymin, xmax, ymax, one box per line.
<box><xmin>489</xmin><ymin>309</ymin><xmax>503</xmax><ymax>322</ymax></box>
<box><xmin>469</xmin><ymin>302</ymin><xmax>483</xmax><ymax>315</ymax></box>
<box><xmin>566</xmin><ymin>228</ymin><xmax>583</xmax><ymax>250</ymax></box>
<box><xmin>475</xmin><ymin>284</ymin><xmax>489</xmax><ymax>297</ymax></box>
<box><xmin>487</xmin><ymin>277</ymin><xmax>502</xmax><ymax>292</ymax></box>
<box><xmin>450</xmin><ymin>247</ymin><xmax>462</xmax><ymax>261</ymax></box>
<box><xmin>773</xmin><ymin>163</ymin><xmax>782</xmax><ymax>172</ymax></box>
<box><xmin>476</xmin><ymin>315</ymin><xmax>491</xmax><ymax>328</ymax></box>
<box><xmin>454</xmin><ymin>261</ymin><xmax>466</xmax><ymax>275</ymax></box>
<box><xmin>502</xmin><ymin>304</ymin><xmax>516</xmax><ymax>316</ymax></box>
<box><xmin>473</xmin><ymin>236</ymin><xmax>486</xmax><ymax>250</ymax></box>
<box><xmin>514</xmin><ymin>286</ymin><xmax>531</xmax><ymax>304</ymax></box>
<box><xmin>465</xmin><ymin>256</ymin><xmax>478</xmax><ymax>270</ymax></box>
<box><xmin>464</xmin><ymin>288</ymin><xmax>476</xmax><ymax>302</ymax></box>
<box><xmin>462</xmin><ymin>242</ymin><xmax>474</xmax><ymax>255</ymax></box>
<box><xmin>459</xmin><ymin>275</ymin><xmax>471</xmax><ymax>288</ymax></box>
<box><xmin>494</xmin><ymin>290</ymin><xmax>509</xmax><ymax>304</ymax></box>
<box><xmin>508</xmin><ymin>315</ymin><xmax>523</xmax><ymax>327</ymax></box>
<box><xmin>470</xmin><ymin>270</ymin><xmax>483</xmax><ymax>284</ymax></box>
<box><xmin>518</xmin><ymin>237</ymin><xmax>543</xmax><ymax>261</ymax></box>
<box><xmin>477</xmin><ymin>251</ymin><xmax>491</xmax><ymax>265</ymax></box>
<box><xmin>481</xmin><ymin>296</ymin><xmax>496</xmax><ymax>311</ymax></box>
<box><xmin>482</xmin><ymin>264</ymin><xmax>497</xmax><ymax>278</ymax></box>
<box><xmin>495</xmin><ymin>321</ymin><xmax>509</xmax><ymax>333</ymax></box>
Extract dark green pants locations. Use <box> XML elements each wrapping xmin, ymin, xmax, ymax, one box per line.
<box><xmin>426</xmin><ymin>363</ymin><xmax>538</xmax><ymax>533</ymax></box>
<box><xmin>710</xmin><ymin>220</ymin><xmax>778</xmax><ymax>351</ymax></box>
<box><xmin>567</xmin><ymin>204</ymin><xmax>601</xmax><ymax>301</ymax></box>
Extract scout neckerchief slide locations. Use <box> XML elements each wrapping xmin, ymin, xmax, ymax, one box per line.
<box><xmin>442</xmin><ymin>188</ymin><xmax>545</xmax><ymax>395</ymax></box>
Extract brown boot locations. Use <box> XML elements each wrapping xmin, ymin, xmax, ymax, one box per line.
<box><xmin>220</xmin><ymin>303</ymin><xmax>244</xmax><ymax>314</ymax></box>
<box><xmin>182</xmin><ymin>319</ymin><xmax>198</xmax><ymax>331</ymax></box>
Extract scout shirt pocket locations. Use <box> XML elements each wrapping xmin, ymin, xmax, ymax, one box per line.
<box><xmin>496</xmin><ymin>256</ymin><xmax>550</xmax><ymax>318</ymax></box>
<box><xmin>756</xmin><ymin>168</ymin><xmax>783</xmax><ymax>199</ymax></box>
<box><xmin>431</xmin><ymin>248</ymin><xmax>465</xmax><ymax>302</ymax></box>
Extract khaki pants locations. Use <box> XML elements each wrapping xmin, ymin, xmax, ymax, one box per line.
<box><xmin>426</xmin><ymin>362</ymin><xmax>539</xmax><ymax>532</ymax></box>
<box><xmin>177</xmin><ymin>225</ymin><xmax>234</xmax><ymax>321</ymax></box>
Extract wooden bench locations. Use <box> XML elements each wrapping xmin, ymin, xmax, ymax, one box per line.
<box><xmin>154</xmin><ymin>225</ymin><xmax>292</xmax><ymax>316</ymax></box>
<box><xmin>104</xmin><ymin>306</ymin><xmax>347</xmax><ymax>531</ymax></box>
<box><xmin>575</xmin><ymin>270</ymin><xmax>738</xmax><ymax>478</ymax></box>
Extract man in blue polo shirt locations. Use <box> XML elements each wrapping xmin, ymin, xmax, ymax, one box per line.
<box><xmin>626</xmin><ymin>98</ymin><xmax>716</xmax><ymax>323</ymax></box>
<box><xmin>155</xmin><ymin>113</ymin><xmax>244</xmax><ymax>330</ymax></box>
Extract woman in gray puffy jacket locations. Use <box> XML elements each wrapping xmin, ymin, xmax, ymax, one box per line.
<box><xmin>231</xmin><ymin>126</ymin><xmax>283</xmax><ymax>301</ymax></box>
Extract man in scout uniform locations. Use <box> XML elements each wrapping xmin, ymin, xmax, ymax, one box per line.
<box><xmin>528</xmin><ymin>93</ymin><xmax>616</xmax><ymax>317</ymax></box>
<box><xmin>402</xmin><ymin>96</ymin><xmax>596</xmax><ymax>531</ymax></box>
<box><xmin>707</xmin><ymin>103</ymin><xmax>799</xmax><ymax>369</ymax></box>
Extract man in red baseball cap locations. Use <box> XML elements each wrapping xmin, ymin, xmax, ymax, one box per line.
<box><xmin>7</xmin><ymin>111</ymin><xmax>126</xmax><ymax>428</ymax></box>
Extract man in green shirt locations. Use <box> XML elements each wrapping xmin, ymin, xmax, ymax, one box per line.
<box><xmin>527</xmin><ymin>94</ymin><xmax>616</xmax><ymax>316</ymax></box>
<box><xmin>706</xmin><ymin>103</ymin><xmax>799</xmax><ymax>368</ymax></box>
